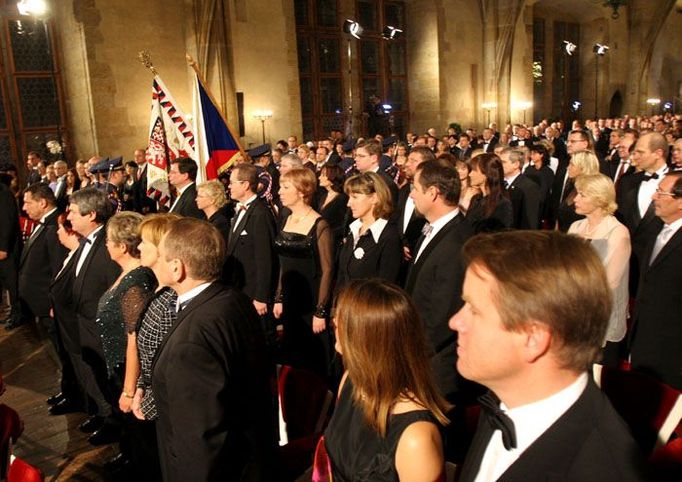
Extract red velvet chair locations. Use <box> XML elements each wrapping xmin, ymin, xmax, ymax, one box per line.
<box><xmin>593</xmin><ymin>364</ymin><xmax>682</xmax><ymax>455</ymax></box>
<box><xmin>277</xmin><ymin>365</ymin><xmax>334</xmax><ymax>481</ymax></box>
<box><xmin>0</xmin><ymin>404</ymin><xmax>24</xmax><ymax>480</ymax></box>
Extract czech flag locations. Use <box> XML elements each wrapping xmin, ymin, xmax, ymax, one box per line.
<box><xmin>192</xmin><ymin>73</ymin><xmax>243</xmax><ymax>180</ymax></box>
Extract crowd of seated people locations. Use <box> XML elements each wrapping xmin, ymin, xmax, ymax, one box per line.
<box><xmin>0</xmin><ymin>111</ymin><xmax>680</xmax><ymax>481</ymax></box>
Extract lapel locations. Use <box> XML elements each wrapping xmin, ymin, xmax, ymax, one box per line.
<box><xmin>647</xmin><ymin>226</ymin><xmax>682</xmax><ymax>271</ymax></box>
<box><xmin>406</xmin><ymin>213</ymin><xmax>462</xmax><ymax>288</ymax></box>
<box><xmin>51</xmin><ymin>248</ymin><xmax>78</xmax><ymax>287</ymax></box>
<box><xmin>20</xmin><ymin>225</ymin><xmax>44</xmax><ymax>265</ymax></box>
<box><xmin>227</xmin><ymin>201</ymin><xmax>256</xmax><ymax>254</ymax></box>
<box><xmin>457</xmin><ymin>404</ymin><xmax>495</xmax><ymax>482</ymax></box>
<box><xmin>72</xmin><ymin>227</ymin><xmax>105</xmax><ymax>303</ymax></box>
<box><xmin>151</xmin><ymin>281</ymin><xmax>220</xmax><ymax>372</ymax></box>
<box><xmin>397</xmin><ymin>186</ymin><xmax>410</xmax><ymax>233</ymax></box>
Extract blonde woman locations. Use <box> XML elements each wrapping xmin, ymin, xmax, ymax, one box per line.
<box><xmin>319</xmin><ymin>279</ymin><xmax>450</xmax><ymax>481</ymax></box>
<box><xmin>569</xmin><ymin>174</ymin><xmax>630</xmax><ymax>361</ymax></box>
<box><xmin>196</xmin><ymin>179</ymin><xmax>230</xmax><ymax>242</ymax></box>
<box><xmin>556</xmin><ymin>150</ymin><xmax>601</xmax><ymax>232</ymax></box>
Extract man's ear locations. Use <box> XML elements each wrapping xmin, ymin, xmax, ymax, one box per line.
<box><xmin>522</xmin><ymin>320</ymin><xmax>552</xmax><ymax>364</ymax></box>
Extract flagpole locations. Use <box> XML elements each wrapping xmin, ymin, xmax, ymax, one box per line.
<box><xmin>186</xmin><ymin>54</ymin><xmax>248</xmax><ymax>162</ymax></box>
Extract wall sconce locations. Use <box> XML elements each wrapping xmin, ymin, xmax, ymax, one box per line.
<box><xmin>253</xmin><ymin>110</ymin><xmax>273</xmax><ymax>144</ymax></box>
<box><xmin>512</xmin><ymin>101</ymin><xmax>533</xmax><ymax>124</ymax></box>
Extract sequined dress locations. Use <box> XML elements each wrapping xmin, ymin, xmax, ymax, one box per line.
<box><xmin>95</xmin><ymin>266</ymin><xmax>157</xmax><ymax>375</ymax></box>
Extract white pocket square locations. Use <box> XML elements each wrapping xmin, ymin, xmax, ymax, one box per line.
<box><xmin>240</xmin><ymin>230</ymin><xmax>248</xmax><ymax>236</ymax></box>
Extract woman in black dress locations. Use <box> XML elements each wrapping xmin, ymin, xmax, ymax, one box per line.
<box><xmin>122</xmin><ymin>161</ymin><xmax>139</xmax><ymax>211</ymax></box>
<box><xmin>465</xmin><ymin>153</ymin><xmax>512</xmax><ymax>232</ymax></box>
<box><xmin>526</xmin><ymin>144</ymin><xmax>555</xmax><ymax>226</ymax></box>
<box><xmin>336</xmin><ymin>172</ymin><xmax>401</xmax><ymax>289</ymax></box>
<box><xmin>316</xmin><ymin>164</ymin><xmax>349</xmax><ymax>252</ymax></box>
<box><xmin>196</xmin><ymin>179</ymin><xmax>230</xmax><ymax>243</ymax></box>
<box><xmin>318</xmin><ymin>280</ymin><xmax>450</xmax><ymax>481</ymax></box>
<box><xmin>273</xmin><ymin>167</ymin><xmax>334</xmax><ymax>376</ymax></box>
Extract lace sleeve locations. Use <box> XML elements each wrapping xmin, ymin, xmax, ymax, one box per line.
<box><xmin>315</xmin><ymin>218</ymin><xmax>334</xmax><ymax>317</ymax></box>
<box><xmin>121</xmin><ymin>285</ymin><xmax>154</xmax><ymax>334</ymax></box>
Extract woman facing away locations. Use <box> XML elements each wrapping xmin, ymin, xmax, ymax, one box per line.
<box><xmin>568</xmin><ymin>174</ymin><xmax>630</xmax><ymax>365</ymax></box>
<box><xmin>319</xmin><ymin>279</ymin><xmax>451</xmax><ymax>482</ymax></box>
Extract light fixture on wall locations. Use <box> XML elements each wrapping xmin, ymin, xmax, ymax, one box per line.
<box><xmin>512</xmin><ymin>101</ymin><xmax>533</xmax><ymax>125</ymax></box>
<box><xmin>481</xmin><ymin>102</ymin><xmax>497</xmax><ymax>125</ymax></box>
<box><xmin>382</xmin><ymin>26</ymin><xmax>403</xmax><ymax>40</ymax></box>
<box><xmin>17</xmin><ymin>0</ymin><xmax>48</xmax><ymax>16</ymax></box>
<box><xmin>646</xmin><ymin>98</ymin><xmax>661</xmax><ymax>116</ymax></box>
<box><xmin>343</xmin><ymin>19</ymin><xmax>364</xmax><ymax>39</ymax></box>
<box><xmin>563</xmin><ymin>41</ymin><xmax>577</xmax><ymax>56</ymax></box>
<box><xmin>253</xmin><ymin>110</ymin><xmax>272</xmax><ymax>144</ymax></box>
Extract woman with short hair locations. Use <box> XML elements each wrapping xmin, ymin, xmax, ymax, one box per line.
<box><xmin>196</xmin><ymin>179</ymin><xmax>230</xmax><ymax>242</ymax></box>
<box><xmin>319</xmin><ymin>279</ymin><xmax>450</xmax><ymax>481</ymax></box>
<box><xmin>316</xmin><ymin>164</ymin><xmax>349</xmax><ymax>252</ymax></box>
<box><xmin>568</xmin><ymin>174</ymin><xmax>630</xmax><ymax>362</ymax></box>
<box><xmin>556</xmin><ymin>150</ymin><xmax>601</xmax><ymax>232</ymax></box>
<box><xmin>336</xmin><ymin>172</ymin><xmax>402</xmax><ymax>288</ymax></box>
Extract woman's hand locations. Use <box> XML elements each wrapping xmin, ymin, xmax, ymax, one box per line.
<box><xmin>119</xmin><ymin>391</ymin><xmax>134</xmax><ymax>413</ymax></box>
<box><xmin>273</xmin><ymin>302</ymin><xmax>283</xmax><ymax>319</ymax></box>
<box><xmin>131</xmin><ymin>388</ymin><xmax>145</xmax><ymax>420</ymax></box>
<box><xmin>312</xmin><ymin>316</ymin><xmax>326</xmax><ymax>333</ymax></box>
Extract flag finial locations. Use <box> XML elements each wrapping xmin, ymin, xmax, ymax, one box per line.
<box><xmin>138</xmin><ymin>50</ymin><xmax>158</xmax><ymax>76</ymax></box>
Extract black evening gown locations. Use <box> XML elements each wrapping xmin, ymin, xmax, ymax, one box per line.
<box><xmin>324</xmin><ymin>377</ymin><xmax>438</xmax><ymax>481</ymax></box>
<box><xmin>317</xmin><ymin>191</ymin><xmax>349</xmax><ymax>254</ymax></box>
<box><xmin>465</xmin><ymin>194</ymin><xmax>513</xmax><ymax>233</ymax></box>
<box><xmin>274</xmin><ymin>216</ymin><xmax>334</xmax><ymax>377</ymax></box>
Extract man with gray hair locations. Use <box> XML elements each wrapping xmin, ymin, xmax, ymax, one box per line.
<box><xmin>66</xmin><ymin>188</ymin><xmax>121</xmax><ymax>444</ymax></box>
<box><xmin>52</xmin><ymin>160</ymin><xmax>69</xmax><ymax>210</ymax></box>
<box><xmin>500</xmin><ymin>147</ymin><xmax>541</xmax><ymax>229</ymax></box>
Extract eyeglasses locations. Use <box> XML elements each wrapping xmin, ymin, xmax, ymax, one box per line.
<box><xmin>655</xmin><ymin>188</ymin><xmax>679</xmax><ymax>198</ymax></box>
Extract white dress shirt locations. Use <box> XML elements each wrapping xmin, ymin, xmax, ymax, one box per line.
<box><xmin>650</xmin><ymin>217</ymin><xmax>682</xmax><ymax>265</ymax></box>
<box><xmin>176</xmin><ymin>281</ymin><xmax>212</xmax><ymax>312</ymax></box>
<box><xmin>233</xmin><ymin>194</ymin><xmax>257</xmax><ymax>231</ymax></box>
<box><xmin>75</xmin><ymin>225</ymin><xmax>104</xmax><ymax>276</ymax></box>
<box><xmin>638</xmin><ymin>165</ymin><xmax>668</xmax><ymax>218</ymax></box>
<box><xmin>402</xmin><ymin>195</ymin><xmax>416</xmax><ymax>234</ymax></box>
<box><xmin>414</xmin><ymin>208</ymin><xmax>459</xmax><ymax>261</ymax></box>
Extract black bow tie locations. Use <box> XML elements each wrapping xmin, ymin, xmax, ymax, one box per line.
<box><xmin>644</xmin><ymin>173</ymin><xmax>659</xmax><ymax>181</ymax></box>
<box><xmin>478</xmin><ymin>392</ymin><xmax>517</xmax><ymax>450</ymax></box>
<box><xmin>78</xmin><ymin>237</ymin><xmax>92</xmax><ymax>247</ymax></box>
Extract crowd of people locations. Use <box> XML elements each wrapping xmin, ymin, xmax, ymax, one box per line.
<box><xmin>0</xmin><ymin>111</ymin><xmax>681</xmax><ymax>481</ymax></box>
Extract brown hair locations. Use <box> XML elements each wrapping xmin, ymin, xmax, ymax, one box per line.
<box><xmin>163</xmin><ymin>218</ymin><xmax>225</xmax><ymax>281</ymax></box>
<box><xmin>334</xmin><ymin>279</ymin><xmax>451</xmax><ymax>436</ymax></box>
<box><xmin>281</xmin><ymin>167</ymin><xmax>317</xmax><ymax>205</ymax></box>
<box><xmin>462</xmin><ymin>231</ymin><xmax>610</xmax><ymax>371</ymax></box>
<box><xmin>344</xmin><ymin>172</ymin><xmax>393</xmax><ymax>220</ymax></box>
<box><xmin>106</xmin><ymin>211</ymin><xmax>145</xmax><ymax>258</ymax></box>
<box><xmin>140</xmin><ymin>213</ymin><xmax>182</xmax><ymax>247</ymax></box>
<box><xmin>355</xmin><ymin>139</ymin><xmax>382</xmax><ymax>158</ymax></box>
<box><xmin>230</xmin><ymin>163</ymin><xmax>259</xmax><ymax>193</ymax></box>
<box><xmin>415</xmin><ymin>159</ymin><xmax>461</xmax><ymax>207</ymax></box>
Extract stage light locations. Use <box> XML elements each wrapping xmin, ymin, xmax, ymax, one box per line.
<box><xmin>17</xmin><ymin>0</ymin><xmax>48</xmax><ymax>16</ymax></box>
<box><xmin>563</xmin><ymin>41</ymin><xmax>577</xmax><ymax>56</ymax></box>
<box><xmin>572</xmin><ymin>101</ymin><xmax>582</xmax><ymax>111</ymax></box>
<box><xmin>593</xmin><ymin>44</ymin><xmax>610</xmax><ymax>56</ymax></box>
<box><xmin>381</xmin><ymin>26</ymin><xmax>403</xmax><ymax>40</ymax></box>
<box><xmin>343</xmin><ymin>19</ymin><xmax>364</xmax><ymax>40</ymax></box>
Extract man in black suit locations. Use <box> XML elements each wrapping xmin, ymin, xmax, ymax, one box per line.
<box><xmin>500</xmin><ymin>148</ymin><xmax>541</xmax><ymax>229</ymax></box>
<box><xmin>600</xmin><ymin>129</ymin><xmax>623</xmax><ymax>180</ymax></box>
<box><xmin>452</xmin><ymin>231</ymin><xmax>648</xmax><ymax>481</ymax></box>
<box><xmin>543</xmin><ymin>126</ymin><xmax>568</xmax><ymax>165</ymax></box>
<box><xmin>18</xmin><ymin>185</ymin><xmax>71</xmax><ymax>405</ymax></box>
<box><xmin>452</xmin><ymin>133</ymin><xmax>473</xmax><ymax>160</ymax></box>
<box><xmin>405</xmin><ymin>159</ymin><xmax>472</xmax><ymax>401</ymax></box>
<box><xmin>618</xmin><ymin>132</ymin><xmax>669</xmax><ymax>295</ymax></box>
<box><xmin>132</xmin><ymin>148</ymin><xmax>157</xmax><ymax>214</ymax></box>
<box><xmin>629</xmin><ymin>172</ymin><xmax>682</xmax><ymax>390</ymax></box>
<box><xmin>67</xmin><ymin>188</ymin><xmax>122</xmax><ymax>444</ymax></box>
<box><xmin>480</xmin><ymin>128</ymin><xmax>498</xmax><ymax>153</ymax></box>
<box><xmin>52</xmin><ymin>161</ymin><xmax>69</xmax><ymax>212</ymax></box>
<box><xmin>168</xmin><ymin>157</ymin><xmax>205</xmax><ymax>219</ymax></box>
<box><xmin>152</xmin><ymin>218</ymin><xmax>275</xmax><ymax>482</ymax></box>
<box><xmin>225</xmin><ymin>163</ymin><xmax>277</xmax><ymax>341</ymax></box>
<box><xmin>25</xmin><ymin>151</ymin><xmax>42</xmax><ymax>187</ymax></box>
<box><xmin>0</xmin><ymin>180</ymin><xmax>22</xmax><ymax>329</ymax></box>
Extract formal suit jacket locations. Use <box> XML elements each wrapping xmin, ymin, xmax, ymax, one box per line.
<box><xmin>480</xmin><ymin>140</ymin><xmax>498</xmax><ymax>153</ymax></box>
<box><xmin>629</xmin><ymin>225</ymin><xmax>682</xmax><ymax>390</ymax></box>
<box><xmin>72</xmin><ymin>227</ymin><xmax>121</xmax><ymax>351</ymax></box>
<box><xmin>458</xmin><ymin>380</ymin><xmax>649</xmax><ymax>482</ymax></box>
<box><xmin>547</xmin><ymin>162</ymin><xmax>570</xmax><ymax>226</ymax></box>
<box><xmin>0</xmin><ymin>183</ymin><xmax>21</xmax><ymax>260</ymax></box>
<box><xmin>135</xmin><ymin>165</ymin><xmax>158</xmax><ymax>214</ymax></box>
<box><xmin>25</xmin><ymin>169</ymin><xmax>41</xmax><ymax>187</ymax></box>
<box><xmin>405</xmin><ymin>213</ymin><xmax>472</xmax><ymax>398</ymax></box>
<box><xmin>53</xmin><ymin>176</ymin><xmax>69</xmax><ymax>212</ymax></box>
<box><xmin>152</xmin><ymin>283</ymin><xmax>275</xmax><ymax>482</ymax></box>
<box><xmin>336</xmin><ymin>221</ymin><xmax>402</xmax><ymax>288</ymax></box>
<box><xmin>395</xmin><ymin>184</ymin><xmax>427</xmax><ymax>255</ymax></box>
<box><xmin>507</xmin><ymin>174</ymin><xmax>541</xmax><ymax>230</ymax></box>
<box><xmin>170</xmin><ymin>183</ymin><xmax>205</xmax><ymax>219</ymax></box>
<box><xmin>50</xmin><ymin>250</ymin><xmax>81</xmax><ymax>356</ymax></box>
<box><xmin>18</xmin><ymin>209</ymin><xmax>67</xmax><ymax>317</ymax></box>
<box><xmin>225</xmin><ymin>198</ymin><xmax>277</xmax><ymax>303</ymax></box>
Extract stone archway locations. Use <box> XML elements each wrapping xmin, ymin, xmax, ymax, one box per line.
<box><xmin>609</xmin><ymin>90</ymin><xmax>624</xmax><ymax>118</ymax></box>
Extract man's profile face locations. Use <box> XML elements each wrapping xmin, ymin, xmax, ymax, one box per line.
<box><xmin>448</xmin><ymin>264</ymin><xmax>525</xmax><ymax>387</ymax></box>
<box><xmin>67</xmin><ymin>203</ymin><xmax>93</xmax><ymax>237</ymax></box>
<box><xmin>567</xmin><ymin>134</ymin><xmax>588</xmax><ymax>155</ymax></box>
<box><xmin>168</xmin><ymin>163</ymin><xmax>187</xmax><ymax>187</ymax></box>
<box><xmin>354</xmin><ymin>147</ymin><xmax>375</xmax><ymax>172</ymax></box>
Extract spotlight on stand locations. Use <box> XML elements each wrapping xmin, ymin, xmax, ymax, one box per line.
<box><xmin>382</xmin><ymin>104</ymin><xmax>393</xmax><ymax>111</ymax></box>
<box><xmin>382</xmin><ymin>26</ymin><xmax>403</xmax><ymax>40</ymax></box>
<box><xmin>563</xmin><ymin>41</ymin><xmax>577</xmax><ymax>56</ymax></box>
<box><xmin>343</xmin><ymin>19</ymin><xmax>364</xmax><ymax>39</ymax></box>
<box><xmin>663</xmin><ymin>102</ymin><xmax>673</xmax><ymax>111</ymax></box>
<box><xmin>572</xmin><ymin>101</ymin><xmax>582</xmax><ymax>111</ymax></box>
<box><xmin>593</xmin><ymin>43</ymin><xmax>610</xmax><ymax>56</ymax></box>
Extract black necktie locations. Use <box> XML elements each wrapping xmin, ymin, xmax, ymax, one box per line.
<box><xmin>643</xmin><ymin>172</ymin><xmax>659</xmax><ymax>181</ymax></box>
<box><xmin>78</xmin><ymin>236</ymin><xmax>92</xmax><ymax>248</ymax></box>
<box><xmin>478</xmin><ymin>392</ymin><xmax>517</xmax><ymax>450</ymax></box>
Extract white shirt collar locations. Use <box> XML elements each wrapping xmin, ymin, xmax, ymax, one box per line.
<box><xmin>238</xmin><ymin>194</ymin><xmax>257</xmax><ymax>208</ymax></box>
<box><xmin>428</xmin><ymin>208</ymin><xmax>459</xmax><ymax>235</ymax></box>
<box><xmin>176</xmin><ymin>281</ymin><xmax>213</xmax><ymax>312</ymax></box>
<box><xmin>505</xmin><ymin>172</ymin><xmax>521</xmax><ymax>185</ymax></box>
<box><xmin>86</xmin><ymin>225</ymin><xmax>104</xmax><ymax>243</ymax></box>
<box><xmin>177</xmin><ymin>182</ymin><xmax>194</xmax><ymax>197</ymax></box>
<box><xmin>349</xmin><ymin>218</ymin><xmax>388</xmax><ymax>244</ymax></box>
<box><xmin>664</xmin><ymin>217</ymin><xmax>682</xmax><ymax>236</ymax></box>
<box><xmin>40</xmin><ymin>207</ymin><xmax>58</xmax><ymax>224</ymax></box>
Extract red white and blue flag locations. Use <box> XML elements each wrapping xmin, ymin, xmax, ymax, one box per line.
<box><xmin>192</xmin><ymin>73</ymin><xmax>242</xmax><ymax>179</ymax></box>
<box><xmin>145</xmin><ymin>76</ymin><xmax>195</xmax><ymax>207</ymax></box>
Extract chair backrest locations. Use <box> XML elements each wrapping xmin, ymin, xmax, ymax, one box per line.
<box><xmin>593</xmin><ymin>364</ymin><xmax>682</xmax><ymax>454</ymax></box>
<box><xmin>278</xmin><ymin>365</ymin><xmax>333</xmax><ymax>442</ymax></box>
<box><xmin>0</xmin><ymin>404</ymin><xmax>23</xmax><ymax>480</ymax></box>
<box><xmin>8</xmin><ymin>456</ymin><xmax>43</xmax><ymax>482</ymax></box>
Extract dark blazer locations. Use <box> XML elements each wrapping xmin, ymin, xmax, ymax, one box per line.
<box><xmin>480</xmin><ymin>139</ymin><xmax>498</xmax><ymax>153</ymax></box>
<box><xmin>404</xmin><ymin>213</ymin><xmax>472</xmax><ymax>399</ymax></box>
<box><xmin>547</xmin><ymin>163</ymin><xmax>570</xmax><ymax>227</ymax></box>
<box><xmin>0</xmin><ymin>183</ymin><xmax>21</xmax><ymax>260</ymax></box>
<box><xmin>395</xmin><ymin>184</ymin><xmax>427</xmax><ymax>255</ymax></box>
<box><xmin>53</xmin><ymin>177</ymin><xmax>69</xmax><ymax>212</ymax></box>
<box><xmin>453</xmin><ymin>146</ymin><xmax>473</xmax><ymax>160</ymax></box>
<box><xmin>464</xmin><ymin>195</ymin><xmax>513</xmax><ymax>233</ymax></box>
<box><xmin>50</xmin><ymin>251</ymin><xmax>80</xmax><ymax>357</ymax></box>
<box><xmin>629</xmin><ymin>225</ymin><xmax>682</xmax><ymax>390</ymax></box>
<box><xmin>18</xmin><ymin>209</ymin><xmax>67</xmax><ymax>317</ymax></box>
<box><xmin>135</xmin><ymin>165</ymin><xmax>158</xmax><ymax>214</ymax></box>
<box><xmin>458</xmin><ymin>380</ymin><xmax>649</xmax><ymax>482</ymax></box>
<box><xmin>336</xmin><ymin>221</ymin><xmax>402</xmax><ymax>288</ymax></box>
<box><xmin>208</xmin><ymin>210</ymin><xmax>230</xmax><ymax>244</ymax></box>
<box><xmin>224</xmin><ymin>198</ymin><xmax>277</xmax><ymax>303</ymax></box>
<box><xmin>152</xmin><ymin>283</ymin><xmax>275</xmax><ymax>482</ymax></box>
<box><xmin>170</xmin><ymin>183</ymin><xmax>205</xmax><ymax>219</ymax></box>
<box><xmin>72</xmin><ymin>227</ymin><xmax>121</xmax><ymax>351</ymax></box>
<box><xmin>25</xmin><ymin>169</ymin><xmax>41</xmax><ymax>187</ymax></box>
<box><xmin>507</xmin><ymin>173</ymin><xmax>541</xmax><ymax>229</ymax></box>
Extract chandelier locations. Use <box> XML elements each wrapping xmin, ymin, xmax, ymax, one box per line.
<box><xmin>601</xmin><ymin>0</ymin><xmax>628</xmax><ymax>19</ymax></box>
